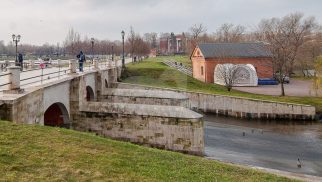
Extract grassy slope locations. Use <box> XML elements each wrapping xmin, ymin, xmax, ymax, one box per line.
<box><xmin>0</xmin><ymin>121</ymin><xmax>296</xmax><ymax>181</ymax></box>
<box><xmin>122</xmin><ymin>57</ymin><xmax>322</xmax><ymax>112</ymax></box>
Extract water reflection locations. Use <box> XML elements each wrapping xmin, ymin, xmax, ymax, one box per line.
<box><xmin>204</xmin><ymin>113</ymin><xmax>322</xmax><ymax>177</ymax></box>
<box><xmin>205</xmin><ymin>114</ymin><xmax>322</xmax><ymax>136</ymax></box>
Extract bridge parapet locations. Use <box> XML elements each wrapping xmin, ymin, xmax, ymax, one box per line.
<box><xmin>69</xmin><ymin>60</ymin><xmax>77</xmax><ymax>74</ymax></box>
<box><xmin>2</xmin><ymin>66</ymin><xmax>24</xmax><ymax>94</ymax></box>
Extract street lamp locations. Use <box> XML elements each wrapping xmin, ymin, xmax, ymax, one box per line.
<box><xmin>12</xmin><ymin>34</ymin><xmax>21</xmax><ymax>65</ymax></box>
<box><xmin>121</xmin><ymin>30</ymin><xmax>125</xmax><ymax>68</ymax></box>
<box><xmin>91</xmin><ymin>38</ymin><xmax>94</xmax><ymax>63</ymax></box>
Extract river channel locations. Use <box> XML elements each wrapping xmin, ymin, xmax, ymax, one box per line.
<box><xmin>204</xmin><ymin>114</ymin><xmax>322</xmax><ymax>177</ymax></box>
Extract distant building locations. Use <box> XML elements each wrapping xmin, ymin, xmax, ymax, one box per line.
<box><xmin>149</xmin><ymin>48</ymin><xmax>157</xmax><ymax>58</ymax></box>
<box><xmin>159</xmin><ymin>33</ymin><xmax>185</xmax><ymax>55</ymax></box>
<box><xmin>191</xmin><ymin>42</ymin><xmax>273</xmax><ymax>84</ymax></box>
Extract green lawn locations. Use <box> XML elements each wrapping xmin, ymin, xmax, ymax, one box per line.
<box><xmin>0</xmin><ymin>121</ymin><xmax>296</xmax><ymax>181</ymax></box>
<box><xmin>123</xmin><ymin>57</ymin><xmax>322</xmax><ymax>112</ymax></box>
<box><xmin>148</xmin><ymin>55</ymin><xmax>192</xmax><ymax>67</ymax></box>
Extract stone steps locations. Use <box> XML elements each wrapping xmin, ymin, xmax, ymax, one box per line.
<box><xmin>101</xmin><ymin>88</ymin><xmax>190</xmax><ymax>108</ymax></box>
<box><xmin>163</xmin><ymin>61</ymin><xmax>192</xmax><ymax>76</ymax></box>
<box><xmin>81</xmin><ymin>102</ymin><xmax>202</xmax><ymax>119</ymax></box>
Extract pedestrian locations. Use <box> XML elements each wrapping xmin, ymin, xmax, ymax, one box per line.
<box><xmin>18</xmin><ymin>53</ymin><xmax>23</xmax><ymax>71</ymax></box>
<box><xmin>77</xmin><ymin>51</ymin><xmax>86</xmax><ymax>72</ymax></box>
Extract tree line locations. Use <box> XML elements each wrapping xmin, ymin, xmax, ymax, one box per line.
<box><xmin>0</xmin><ymin>12</ymin><xmax>321</xmax><ymax>96</ymax></box>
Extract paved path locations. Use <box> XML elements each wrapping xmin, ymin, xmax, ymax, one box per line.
<box><xmin>233</xmin><ymin>79</ymin><xmax>317</xmax><ymax>97</ymax></box>
<box><xmin>0</xmin><ymin>59</ymin><xmax>131</xmax><ymax>91</ymax></box>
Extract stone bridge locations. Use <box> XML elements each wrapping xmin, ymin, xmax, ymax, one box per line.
<box><xmin>0</xmin><ymin>59</ymin><xmax>204</xmax><ymax>155</ymax></box>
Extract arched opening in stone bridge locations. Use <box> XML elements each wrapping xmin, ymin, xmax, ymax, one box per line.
<box><xmin>44</xmin><ymin>102</ymin><xmax>69</xmax><ymax>128</ymax></box>
<box><xmin>86</xmin><ymin>86</ymin><xmax>95</xmax><ymax>101</ymax></box>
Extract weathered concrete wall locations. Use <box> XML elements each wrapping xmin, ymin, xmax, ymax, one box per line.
<box><xmin>43</xmin><ymin>81</ymin><xmax>71</xmax><ymax>122</ymax></box>
<box><xmin>0</xmin><ymin>88</ymin><xmax>45</xmax><ymax>124</ymax></box>
<box><xmin>73</xmin><ymin>102</ymin><xmax>204</xmax><ymax>155</ymax></box>
<box><xmin>0</xmin><ymin>77</ymin><xmax>75</xmax><ymax>125</ymax></box>
<box><xmin>101</xmin><ymin>88</ymin><xmax>189</xmax><ymax>107</ymax></box>
<box><xmin>83</xmin><ymin>72</ymin><xmax>97</xmax><ymax>100</ymax></box>
<box><xmin>114</xmin><ymin>83</ymin><xmax>316</xmax><ymax>120</ymax></box>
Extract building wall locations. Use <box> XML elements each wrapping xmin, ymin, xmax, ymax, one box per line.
<box><xmin>191</xmin><ymin>47</ymin><xmax>273</xmax><ymax>83</ymax></box>
<box><xmin>191</xmin><ymin>47</ymin><xmax>206</xmax><ymax>82</ymax></box>
<box><xmin>204</xmin><ymin>57</ymin><xmax>273</xmax><ymax>83</ymax></box>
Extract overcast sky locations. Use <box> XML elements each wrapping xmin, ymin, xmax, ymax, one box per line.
<box><xmin>1</xmin><ymin>0</ymin><xmax>321</xmax><ymax>45</ymax></box>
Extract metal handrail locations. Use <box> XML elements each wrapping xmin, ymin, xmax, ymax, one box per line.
<box><xmin>20</xmin><ymin>68</ymin><xmax>70</xmax><ymax>82</ymax></box>
<box><xmin>0</xmin><ymin>72</ymin><xmax>11</xmax><ymax>77</ymax></box>
<box><xmin>22</xmin><ymin>68</ymin><xmax>44</xmax><ymax>73</ymax></box>
<box><xmin>20</xmin><ymin>79</ymin><xmax>42</xmax><ymax>87</ymax></box>
<box><xmin>0</xmin><ymin>82</ymin><xmax>11</xmax><ymax>87</ymax></box>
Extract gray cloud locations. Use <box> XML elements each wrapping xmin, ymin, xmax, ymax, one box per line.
<box><xmin>0</xmin><ymin>0</ymin><xmax>321</xmax><ymax>45</ymax></box>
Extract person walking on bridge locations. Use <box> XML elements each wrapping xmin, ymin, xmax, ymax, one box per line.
<box><xmin>18</xmin><ymin>53</ymin><xmax>23</xmax><ymax>71</ymax></box>
<box><xmin>77</xmin><ymin>51</ymin><xmax>86</xmax><ymax>72</ymax></box>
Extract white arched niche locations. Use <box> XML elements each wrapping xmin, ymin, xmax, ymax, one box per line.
<box><xmin>214</xmin><ymin>64</ymin><xmax>258</xmax><ymax>86</ymax></box>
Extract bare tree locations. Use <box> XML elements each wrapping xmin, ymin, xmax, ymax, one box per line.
<box><xmin>258</xmin><ymin>13</ymin><xmax>316</xmax><ymax>96</ymax></box>
<box><xmin>126</xmin><ymin>26</ymin><xmax>137</xmax><ymax>62</ymax></box>
<box><xmin>313</xmin><ymin>56</ymin><xmax>322</xmax><ymax>96</ymax></box>
<box><xmin>143</xmin><ymin>32</ymin><xmax>158</xmax><ymax>49</ymax></box>
<box><xmin>190</xmin><ymin>23</ymin><xmax>207</xmax><ymax>40</ymax></box>
<box><xmin>189</xmin><ymin>23</ymin><xmax>207</xmax><ymax>53</ymax></box>
<box><xmin>64</xmin><ymin>28</ymin><xmax>81</xmax><ymax>55</ymax></box>
<box><xmin>215</xmin><ymin>64</ymin><xmax>239</xmax><ymax>91</ymax></box>
<box><xmin>135</xmin><ymin>36</ymin><xmax>150</xmax><ymax>60</ymax></box>
<box><xmin>295</xmin><ymin>29</ymin><xmax>322</xmax><ymax>76</ymax></box>
<box><xmin>215</xmin><ymin>23</ymin><xmax>246</xmax><ymax>42</ymax></box>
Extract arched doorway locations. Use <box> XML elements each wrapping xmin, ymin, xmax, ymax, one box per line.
<box><xmin>86</xmin><ymin>86</ymin><xmax>95</xmax><ymax>101</ymax></box>
<box><xmin>44</xmin><ymin>102</ymin><xmax>69</xmax><ymax>128</ymax></box>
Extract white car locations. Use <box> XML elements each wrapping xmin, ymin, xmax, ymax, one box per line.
<box><xmin>274</xmin><ymin>73</ymin><xmax>290</xmax><ymax>84</ymax></box>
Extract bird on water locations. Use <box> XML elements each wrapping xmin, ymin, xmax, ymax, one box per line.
<box><xmin>297</xmin><ymin>158</ymin><xmax>302</xmax><ymax>168</ymax></box>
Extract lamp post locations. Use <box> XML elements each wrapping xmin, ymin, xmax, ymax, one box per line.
<box><xmin>121</xmin><ymin>30</ymin><xmax>125</xmax><ymax>68</ymax></box>
<box><xmin>91</xmin><ymin>38</ymin><xmax>94</xmax><ymax>63</ymax></box>
<box><xmin>12</xmin><ymin>34</ymin><xmax>21</xmax><ymax>65</ymax></box>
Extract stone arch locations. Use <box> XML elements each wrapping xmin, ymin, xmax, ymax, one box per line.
<box><xmin>214</xmin><ymin>64</ymin><xmax>258</xmax><ymax>86</ymax></box>
<box><xmin>44</xmin><ymin>102</ymin><xmax>69</xmax><ymax>128</ymax></box>
<box><xmin>86</xmin><ymin>86</ymin><xmax>95</xmax><ymax>101</ymax></box>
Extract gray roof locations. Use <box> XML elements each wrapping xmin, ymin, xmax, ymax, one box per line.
<box><xmin>198</xmin><ymin>42</ymin><xmax>272</xmax><ymax>59</ymax></box>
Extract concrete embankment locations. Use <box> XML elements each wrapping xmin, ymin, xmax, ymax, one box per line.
<box><xmin>74</xmin><ymin>101</ymin><xmax>204</xmax><ymax>156</ymax></box>
<box><xmin>100</xmin><ymin>88</ymin><xmax>190</xmax><ymax>107</ymax></box>
<box><xmin>114</xmin><ymin>83</ymin><xmax>316</xmax><ymax>120</ymax></box>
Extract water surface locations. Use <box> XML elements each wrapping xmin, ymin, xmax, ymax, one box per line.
<box><xmin>204</xmin><ymin>114</ymin><xmax>322</xmax><ymax>177</ymax></box>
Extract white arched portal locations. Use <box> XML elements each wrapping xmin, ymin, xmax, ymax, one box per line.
<box><xmin>214</xmin><ymin>64</ymin><xmax>258</xmax><ymax>87</ymax></box>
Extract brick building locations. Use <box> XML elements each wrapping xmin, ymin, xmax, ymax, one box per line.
<box><xmin>191</xmin><ymin>42</ymin><xmax>273</xmax><ymax>83</ymax></box>
<box><xmin>159</xmin><ymin>33</ymin><xmax>185</xmax><ymax>55</ymax></box>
